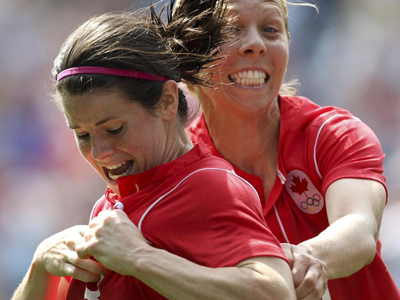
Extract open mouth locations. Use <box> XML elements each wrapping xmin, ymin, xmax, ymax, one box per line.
<box><xmin>228</xmin><ymin>70</ymin><xmax>269</xmax><ymax>86</ymax></box>
<box><xmin>104</xmin><ymin>160</ymin><xmax>134</xmax><ymax>181</ymax></box>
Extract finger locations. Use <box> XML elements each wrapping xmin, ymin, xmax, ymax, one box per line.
<box><xmin>292</xmin><ymin>258</ymin><xmax>309</xmax><ymax>287</ymax></box>
<box><xmin>73</xmin><ymin>225</ymin><xmax>90</xmax><ymax>237</ymax></box>
<box><xmin>69</xmin><ymin>252</ymin><xmax>108</xmax><ymax>275</ymax></box>
<box><xmin>64</xmin><ymin>263</ymin><xmax>102</xmax><ymax>283</ymax></box>
<box><xmin>88</xmin><ymin>217</ymin><xmax>102</xmax><ymax>229</ymax></box>
<box><xmin>298</xmin><ymin>277</ymin><xmax>326</xmax><ymax>300</ymax></box>
<box><xmin>83</xmin><ymin>229</ymin><xmax>94</xmax><ymax>243</ymax></box>
<box><xmin>76</xmin><ymin>242</ymin><xmax>92</xmax><ymax>259</ymax></box>
<box><xmin>65</xmin><ymin>234</ymin><xmax>86</xmax><ymax>251</ymax></box>
<box><xmin>295</xmin><ymin>265</ymin><xmax>321</xmax><ymax>299</ymax></box>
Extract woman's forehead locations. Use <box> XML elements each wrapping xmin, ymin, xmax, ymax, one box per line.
<box><xmin>227</xmin><ymin>0</ymin><xmax>286</xmax><ymax>11</ymax></box>
<box><xmin>226</xmin><ymin>0</ymin><xmax>287</xmax><ymax>21</ymax></box>
<box><xmin>173</xmin><ymin>0</ymin><xmax>287</xmax><ymax>14</ymax></box>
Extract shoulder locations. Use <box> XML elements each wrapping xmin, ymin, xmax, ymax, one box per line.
<box><xmin>280</xmin><ymin>95</ymin><xmax>382</xmax><ymax>147</ymax></box>
<box><xmin>170</xmin><ymin>166</ymin><xmax>262</xmax><ymax>213</ymax></box>
<box><xmin>280</xmin><ymin>95</ymin><xmax>357</xmax><ymax>133</ymax></box>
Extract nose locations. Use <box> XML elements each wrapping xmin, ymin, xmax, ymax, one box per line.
<box><xmin>90</xmin><ymin>136</ymin><xmax>114</xmax><ymax>160</ymax></box>
<box><xmin>238</xmin><ymin>27</ymin><xmax>267</xmax><ymax>57</ymax></box>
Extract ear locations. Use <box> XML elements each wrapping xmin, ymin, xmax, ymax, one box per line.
<box><xmin>158</xmin><ymin>80</ymin><xmax>179</xmax><ymax>121</ymax></box>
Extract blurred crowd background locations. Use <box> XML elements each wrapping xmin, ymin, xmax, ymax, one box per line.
<box><xmin>0</xmin><ymin>0</ymin><xmax>399</xmax><ymax>298</ymax></box>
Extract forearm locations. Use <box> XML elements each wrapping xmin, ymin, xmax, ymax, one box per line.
<box><xmin>299</xmin><ymin>213</ymin><xmax>377</xmax><ymax>279</ymax></box>
<box><xmin>130</xmin><ymin>247</ymin><xmax>294</xmax><ymax>300</ymax></box>
<box><xmin>12</xmin><ymin>262</ymin><xmax>60</xmax><ymax>300</ymax></box>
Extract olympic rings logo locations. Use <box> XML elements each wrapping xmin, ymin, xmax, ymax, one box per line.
<box><xmin>300</xmin><ymin>194</ymin><xmax>321</xmax><ymax>210</ymax></box>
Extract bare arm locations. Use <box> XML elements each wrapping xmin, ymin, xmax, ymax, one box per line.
<box><xmin>133</xmin><ymin>248</ymin><xmax>295</xmax><ymax>300</ymax></box>
<box><xmin>77</xmin><ymin>209</ymin><xmax>296</xmax><ymax>300</ymax></box>
<box><xmin>12</xmin><ymin>225</ymin><xmax>107</xmax><ymax>300</ymax></box>
<box><xmin>299</xmin><ymin>178</ymin><xmax>386</xmax><ymax>279</ymax></box>
<box><xmin>12</xmin><ymin>266</ymin><xmax>61</xmax><ymax>300</ymax></box>
<box><xmin>284</xmin><ymin>178</ymin><xmax>386</xmax><ymax>300</ymax></box>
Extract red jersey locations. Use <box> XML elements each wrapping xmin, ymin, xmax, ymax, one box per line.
<box><xmin>187</xmin><ymin>95</ymin><xmax>400</xmax><ymax>300</ymax></box>
<box><xmin>65</xmin><ymin>143</ymin><xmax>288</xmax><ymax>300</ymax></box>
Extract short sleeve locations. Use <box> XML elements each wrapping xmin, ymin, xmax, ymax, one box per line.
<box><xmin>315</xmin><ymin>114</ymin><xmax>387</xmax><ymax>197</ymax></box>
<box><xmin>141</xmin><ymin>169</ymin><xmax>289</xmax><ymax>267</ymax></box>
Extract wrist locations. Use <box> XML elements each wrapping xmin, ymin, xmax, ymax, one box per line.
<box><xmin>30</xmin><ymin>259</ymin><xmax>53</xmax><ymax>280</ymax></box>
<box><xmin>298</xmin><ymin>237</ymin><xmax>323</xmax><ymax>258</ymax></box>
<box><xmin>31</xmin><ymin>250</ymin><xmax>49</xmax><ymax>277</ymax></box>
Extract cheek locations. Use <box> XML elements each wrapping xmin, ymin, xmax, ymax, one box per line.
<box><xmin>76</xmin><ymin>141</ymin><xmax>93</xmax><ymax>164</ymax></box>
<box><xmin>207</xmin><ymin>55</ymin><xmax>229</xmax><ymax>82</ymax></box>
<box><xmin>271</xmin><ymin>42</ymin><xmax>289</xmax><ymax>72</ymax></box>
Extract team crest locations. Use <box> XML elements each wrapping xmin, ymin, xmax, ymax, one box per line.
<box><xmin>285</xmin><ymin>170</ymin><xmax>324</xmax><ymax>214</ymax></box>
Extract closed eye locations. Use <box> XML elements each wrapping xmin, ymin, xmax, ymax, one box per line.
<box><xmin>108</xmin><ymin>126</ymin><xmax>123</xmax><ymax>135</ymax></box>
<box><xmin>75</xmin><ymin>132</ymin><xmax>90</xmax><ymax>142</ymax></box>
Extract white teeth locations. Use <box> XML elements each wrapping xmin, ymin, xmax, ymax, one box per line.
<box><xmin>106</xmin><ymin>161</ymin><xmax>126</xmax><ymax>170</ymax></box>
<box><xmin>229</xmin><ymin>70</ymin><xmax>267</xmax><ymax>86</ymax></box>
<box><xmin>108</xmin><ymin>163</ymin><xmax>133</xmax><ymax>181</ymax></box>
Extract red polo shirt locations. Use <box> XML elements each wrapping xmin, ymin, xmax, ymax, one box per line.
<box><xmin>187</xmin><ymin>95</ymin><xmax>399</xmax><ymax>300</ymax></box>
<box><xmin>65</xmin><ymin>143</ymin><xmax>288</xmax><ymax>300</ymax></box>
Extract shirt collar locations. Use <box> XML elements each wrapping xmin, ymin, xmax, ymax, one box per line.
<box><xmin>106</xmin><ymin>143</ymin><xmax>211</xmax><ymax>200</ymax></box>
<box><xmin>192</xmin><ymin>99</ymin><xmax>289</xmax><ymax>212</ymax></box>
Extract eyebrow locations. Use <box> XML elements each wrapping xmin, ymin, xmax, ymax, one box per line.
<box><xmin>68</xmin><ymin>117</ymin><xmax>117</xmax><ymax>129</ymax></box>
<box><xmin>228</xmin><ymin>3</ymin><xmax>283</xmax><ymax>18</ymax></box>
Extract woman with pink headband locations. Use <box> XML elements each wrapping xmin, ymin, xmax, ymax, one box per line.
<box><xmin>12</xmin><ymin>1</ymin><xmax>296</xmax><ymax>300</ymax></box>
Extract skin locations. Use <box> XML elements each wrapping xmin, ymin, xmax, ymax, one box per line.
<box><xmin>62</xmin><ymin>82</ymin><xmax>190</xmax><ymax>196</ymax></box>
<box><xmin>190</xmin><ymin>0</ymin><xmax>288</xmax><ymax>197</ymax></box>
<box><xmin>13</xmin><ymin>2</ymin><xmax>386</xmax><ymax>299</ymax></box>
<box><xmin>11</xmin><ymin>225</ymin><xmax>106</xmax><ymax>300</ymax></box>
<box><xmin>12</xmin><ymin>81</ymin><xmax>296</xmax><ymax>300</ymax></box>
<box><xmin>187</xmin><ymin>0</ymin><xmax>387</xmax><ymax>299</ymax></box>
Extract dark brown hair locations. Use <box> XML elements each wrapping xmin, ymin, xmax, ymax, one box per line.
<box><xmin>52</xmin><ymin>0</ymin><xmax>230</xmax><ymax>125</ymax></box>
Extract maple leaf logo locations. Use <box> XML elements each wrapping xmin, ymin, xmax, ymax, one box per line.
<box><xmin>290</xmin><ymin>176</ymin><xmax>309</xmax><ymax>195</ymax></box>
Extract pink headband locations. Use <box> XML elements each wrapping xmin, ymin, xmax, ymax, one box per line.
<box><xmin>56</xmin><ymin>66</ymin><xmax>169</xmax><ymax>82</ymax></box>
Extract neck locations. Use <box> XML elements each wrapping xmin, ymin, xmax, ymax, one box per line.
<box><xmin>202</xmin><ymin>99</ymin><xmax>280</xmax><ymax>180</ymax></box>
<box><xmin>164</xmin><ymin>125</ymin><xmax>193</xmax><ymax>163</ymax></box>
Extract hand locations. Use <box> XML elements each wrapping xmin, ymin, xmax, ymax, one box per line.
<box><xmin>281</xmin><ymin>243</ymin><xmax>327</xmax><ymax>300</ymax></box>
<box><xmin>34</xmin><ymin>225</ymin><xmax>107</xmax><ymax>282</ymax></box>
<box><xmin>76</xmin><ymin>210</ymin><xmax>150</xmax><ymax>276</ymax></box>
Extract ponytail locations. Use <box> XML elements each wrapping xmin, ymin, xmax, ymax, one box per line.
<box><xmin>150</xmin><ymin>0</ymin><xmax>230</xmax><ymax>85</ymax></box>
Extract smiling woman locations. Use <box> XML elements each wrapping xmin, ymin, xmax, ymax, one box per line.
<box><xmin>11</xmin><ymin>1</ymin><xmax>297</xmax><ymax>300</ymax></box>
<box><xmin>61</xmin><ymin>90</ymin><xmax>177</xmax><ymax>196</ymax></box>
<box><xmin>181</xmin><ymin>0</ymin><xmax>400</xmax><ymax>299</ymax></box>
<box><xmin>192</xmin><ymin>0</ymin><xmax>290</xmax><ymax>116</ymax></box>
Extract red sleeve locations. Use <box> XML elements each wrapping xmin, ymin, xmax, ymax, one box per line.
<box><xmin>315</xmin><ymin>114</ymin><xmax>387</xmax><ymax>198</ymax></box>
<box><xmin>142</xmin><ymin>168</ymin><xmax>289</xmax><ymax>267</ymax></box>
